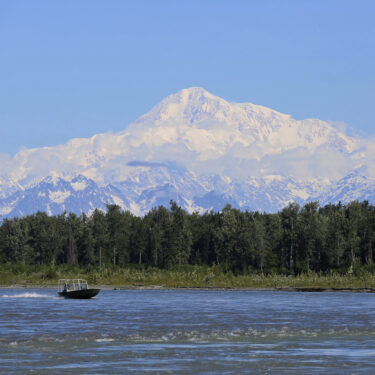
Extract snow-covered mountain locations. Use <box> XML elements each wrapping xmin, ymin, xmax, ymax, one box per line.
<box><xmin>0</xmin><ymin>87</ymin><xmax>374</xmax><ymax>219</ymax></box>
<box><xmin>316</xmin><ymin>167</ymin><xmax>375</xmax><ymax>206</ymax></box>
<box><xmin>0</xmin><ymin>175</ymin><xmax>131</xmax><ymax>218</ymax></box>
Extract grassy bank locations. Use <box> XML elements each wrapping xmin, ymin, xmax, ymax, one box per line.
<box><xmin>1</xmin><ymin>264</ymin><xmax>375</xmax><ymax>290</ymax></box>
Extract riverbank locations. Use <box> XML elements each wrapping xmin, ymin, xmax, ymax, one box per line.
<box><xmin>1</xmin><ymin>264</ymin><xmax>375</xmax><ymax>290</ymax></box>
<box><xmin>2</xmin><ymin>285</ymin><xmax>375</xmax><ymax>293</ymax></box>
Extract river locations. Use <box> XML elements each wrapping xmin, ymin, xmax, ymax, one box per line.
<box><xmin>1</xmin><ymin>288</ymin><xmax>375</xmax><ymax>374</ymax></box>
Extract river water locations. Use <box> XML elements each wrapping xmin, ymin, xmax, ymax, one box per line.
<box><xmin>0</xmin><ymin>288</ymin><xmax>375</xmax><ymax>374</ymax></box>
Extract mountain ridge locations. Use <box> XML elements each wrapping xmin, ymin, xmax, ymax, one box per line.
<box><xmin>0</xmin><ymin>87</ymin><xmax>374</xmax><ymax>218</ymax></box>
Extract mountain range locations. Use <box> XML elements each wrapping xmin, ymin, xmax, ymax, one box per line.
<box><xmin>1</xmin><ymin>87</ymin><xmax>374</xmax><ymax>219</ymax></box>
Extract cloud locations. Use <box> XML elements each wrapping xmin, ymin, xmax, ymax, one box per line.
<box><xmin>127</xmin><ymin>161</ymin><xmax>167</xmax><ymax>168</ymax></box>
<box><xmin>359</xmin><ymin>137</ymin><xmax>375</xmax><ymax>177</ymax></box>
<box><xmin>1</xmin><ymin>111</ymin><xmax>375</xmax><ymax>190</ymax></box>
<box><xmin>327</xmin><ymin>120</ymin><xmax>366</xmax><ymax>139</ymax></box>
<box><xmin>189</xmin><ymin>144</ymin><xmax>360</xmax><ymax>182</ymax></box>
<box><xmin>327</xmin><ymin>120</ymin><xmax>349</xmax><ymax>134</ymax></box>
<box><xmin>0</xmin><ymin>153</ymin><xmax>12</xmax><ymax>174</ymax></box>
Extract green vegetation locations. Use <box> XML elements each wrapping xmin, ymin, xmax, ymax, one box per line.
<box><xmin>1</xmin><ymin>264</ymin><xmax>375</xmax><ymax>290</ymax></box>
<box><xmin>1</xmin><ymin>200</ymin><xmax>375</xmax><ymax>289</ymax></box>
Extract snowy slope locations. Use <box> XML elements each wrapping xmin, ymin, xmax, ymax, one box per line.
<box><xmin>0</xmin><ymin>175</ymin><xmax>131</xmax><ymax>218</ymax></box>
<box><xmin>0</xmin><ymin>87</ymin><xmax>374</xmax><ymax>218</ymax></box>
<box><xmin>316</xmin><ymin>167</ymin><xmax>375</xmax><ymax>206</ymax></box>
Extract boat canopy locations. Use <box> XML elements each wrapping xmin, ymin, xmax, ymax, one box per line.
<box><xmin>58</xmin><ymin>279</ymin><xmax>89</xmax><ymax>292</ymax></box>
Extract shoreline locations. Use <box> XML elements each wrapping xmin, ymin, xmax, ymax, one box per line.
<box><xmin>1</xmin><ymin>284</ymin><xmax>375</xmax><ymax>293</ymax></box>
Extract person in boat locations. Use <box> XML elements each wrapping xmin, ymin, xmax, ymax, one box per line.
<box><xmin>57</xmin><ymin>279</ymin><xmax>100</xmax><ymax>298</ymax></box>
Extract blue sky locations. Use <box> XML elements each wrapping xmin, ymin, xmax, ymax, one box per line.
<box><xmin>0</xmin><ymin>0</ymin><xmax>374</xmax><ymax>155</ymax></box>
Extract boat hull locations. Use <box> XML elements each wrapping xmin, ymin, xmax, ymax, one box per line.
<box><xmin>58</xmin><ymin>288</ymin><xmax>100</xmax><ymax>299</ymax></box>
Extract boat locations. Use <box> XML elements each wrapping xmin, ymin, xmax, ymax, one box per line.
<box><xmin>57</xmin><ymin>279</ymin><xmax>100</xmax><ymax>299</ymax></box>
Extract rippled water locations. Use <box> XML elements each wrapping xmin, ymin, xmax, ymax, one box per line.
<box><xmin>1</xmin><ymin>288</ymin><xmax>375</xmax><ymax>374</ymax></box>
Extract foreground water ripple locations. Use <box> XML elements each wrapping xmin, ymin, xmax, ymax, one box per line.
<box><xmin>1</xmin><ymin>289</ymin><xmax>375</xmax><ymax>374</ymax></box>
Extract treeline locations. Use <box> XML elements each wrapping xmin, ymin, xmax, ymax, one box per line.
<box><xmin>0</xmin><ymin>200</ymin><xmax>375</xmax><ymax>274</ymax></box>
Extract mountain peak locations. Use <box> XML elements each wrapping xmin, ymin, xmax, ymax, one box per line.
<box><xmin>177</xmin><ymin>86</ymin><xmax>218</xmax><ymax>101</ymax></box>
<box><xmin>132</xmin><ymin>87</ymin><xmax>234</xmax><ymax>130</ymax></box>
<box><xmin>133</xmin><ymin>87</ymin><xmax>297</xmax><ymax>132</ymax></box>
<box><xmin>0</xmin><ymin>87</ymin><xmax>372</xmax><ymax>220</ymax></box>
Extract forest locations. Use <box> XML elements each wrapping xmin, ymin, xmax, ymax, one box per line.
<box><xmin>1</xmin><ymin>200</ymin><xmax>375</xmax><ymax>276</ymax></box>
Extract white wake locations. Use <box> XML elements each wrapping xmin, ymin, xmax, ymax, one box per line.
<box><xmin>1</xmin><ymin>292</ymin><xmax>52</xmax><ymax>298</ymax></box>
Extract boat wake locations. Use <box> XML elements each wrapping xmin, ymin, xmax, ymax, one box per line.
<box><xmin>1</xmin><ymin>292</ymin><xmax>52</xmax><ymax>298</ymax></box>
